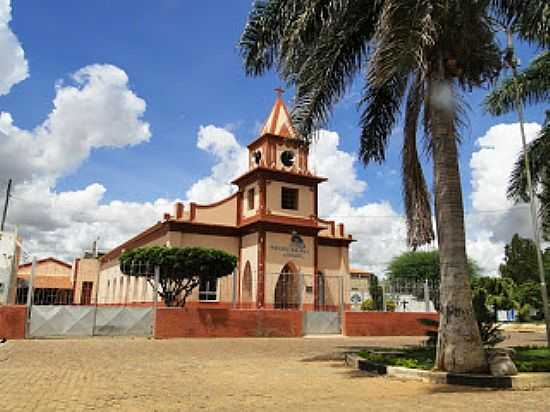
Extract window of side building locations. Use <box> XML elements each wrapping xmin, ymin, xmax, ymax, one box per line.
<box><xmin>281</xmin><ymin>187</ymin><xmax>299</xmax><ymax>210</ymax></box>
<box><xmin>247</xmin><ymin>188</ymin><xmax>255</xmax><ymax>210</ymax></box>
<box><xmin>199</xmin><ymin>278</ymin><xmax>218</xmax><ymax>301</ymax></box>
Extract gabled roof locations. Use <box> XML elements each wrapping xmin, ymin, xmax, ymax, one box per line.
<box><xmin>260</xmin><ymin>90</ymin><xmax>298</xmax><ymax>139</ymax></box>
<box><xmin>18</xmin><ymin>257</ymin><xmax>72</xmax><ymax>269</ymax></box>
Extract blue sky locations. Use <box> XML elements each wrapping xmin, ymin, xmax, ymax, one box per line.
<box><xmin>0</xmin><ymin>0</ymin><xmax>547</xmax><ymax>272</ymax></box>
<box><xmin>2</xmin><ymin>1</ymin><xmax>543</xmax><ymax>207</ymax></box>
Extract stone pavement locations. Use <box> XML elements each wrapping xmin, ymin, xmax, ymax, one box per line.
<box><xmin>0</xmin><ymin>335</ymin><xmax>549</xmax><ymax>411</ymax></box>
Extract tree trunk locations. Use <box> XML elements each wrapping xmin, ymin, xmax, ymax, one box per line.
<box><xmin>429</xmin><ymin>65</ymin><xmax>488</xmax><ymax>373</ymax></box>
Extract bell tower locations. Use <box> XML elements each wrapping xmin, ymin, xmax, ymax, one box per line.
<box><xmin>246</xmin><ymin>89</ymin><xmax>310</xmax><ymax>175</ymax></box>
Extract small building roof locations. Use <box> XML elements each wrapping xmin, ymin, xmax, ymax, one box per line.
<box><xmin>350</xmin><ymin>267</ymin><xmax>375</xmax><ymax>276</ymax></box>
<box><xmin>18</xmin><ymin>257</ymin><xmax>72</xmax><ymax>269</ymax></box>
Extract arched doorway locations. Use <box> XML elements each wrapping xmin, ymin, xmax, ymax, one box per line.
<box><xmin>242</xmin><ymin>261</ymin><xmax>253</xmax><ymax>307</ymax></box>
<box><xmin>274</xmin><ymin>262</ymin><xmax>300</xmax><ymax>309</ymax></box>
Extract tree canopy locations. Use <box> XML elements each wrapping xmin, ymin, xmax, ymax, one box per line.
<box><xmin>386</xmin><ymin>250</ymin><xmax>480</xmax><ymax>283</ymax></box>
<box><xmin>120</xmin><ymin>246</ymin><xmax>237</xmax><ymax>307</ymax></box>
<box><xmin>499</xmin><ymin>234</ymin><xmax>550</xmax><ymax>285</ymax></box>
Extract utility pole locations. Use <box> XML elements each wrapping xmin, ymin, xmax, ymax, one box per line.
<box><xmin>1</xmin><ymin>178</ymin><xmax>12</xmax><ymax>232</ymax></box>
<box><xmin>506</xmin><ymin>28</ymin><xmax>550</xmax><ymax>347</ymax></box>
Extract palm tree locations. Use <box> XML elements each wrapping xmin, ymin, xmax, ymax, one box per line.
<box><xmin>240</xmin><ymin>1</ymin><xmax>538</xmax><ymax>372</ymax></box>
<box><xmin>485</xmin><ymin>51</ymin><xmax>550</xmax><ymax>239</ymax></box>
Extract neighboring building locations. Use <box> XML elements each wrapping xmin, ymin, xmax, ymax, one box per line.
<box><xmin>16</xmin><ymin>257</ymin><xmax>74</xmax><ymax>305</ymax></box>
<box><xmin>73</xmin><ymin>252</ymin><xmax>103</xmax><ymax>305</ymax></box>
<box><xmin>349</xmin><ymin>268</ymin><xmax>375</xmax><ymax>310</ymax></box>
<box><xmin>97</xmin><ymin>93</ymin><xmax>356</xmax><ymax>310</ymax></box>
<box><xmin>0</xmin><ymin>230</ymin><xmax>20</xmax><ymax>305</ymax></box>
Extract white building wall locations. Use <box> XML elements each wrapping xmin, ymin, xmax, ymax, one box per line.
<box><xmin>0</xmin><ymin>231</ymin><xmax>18</xmax><ymax>304</ymax></box>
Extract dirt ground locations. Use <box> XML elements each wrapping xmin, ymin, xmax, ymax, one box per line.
<box><xmin>0</xmin><ymin>332</ymin><xmax>549</xmax><ymax>412</ymax></box>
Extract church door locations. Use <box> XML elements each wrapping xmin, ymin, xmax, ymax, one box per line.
<box><xmin>274</xmin><ymin>263</ymin><xmax>299</xmax><ymax>309</ymax></box>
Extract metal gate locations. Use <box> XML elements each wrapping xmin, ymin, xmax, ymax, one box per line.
<box><xmin>28</xmin><ymin>305</ymin><xmax>153</xmax><ymax>338</ymax></box>
<box><xmin>303</xmin><ymin>311</ymin><xmax>341</xmax><ymax>334</ymax></box>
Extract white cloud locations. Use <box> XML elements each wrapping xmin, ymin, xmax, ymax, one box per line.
<box><xmin>0</xmin><ymin>64</ymin><xmax>151</xmax><ymax>183</ymax></box>
<box><xmin>466</xmin><ymin>122</ymin><xmax>542</xmax><ymax>274</ymax></box>
<box><xmin>9</xmin><ymin>179</ymin><xmax>175</xmax><ymax>259</ymax></box>
<box><xmin>185</xmin><ymin>125</ymin><xmax>247</xmax><ymax>203</ymax></box>
<box><xmin>0</xmin><ymin>0</ymin><xmax>28</xmax><ymax>95</ymax></box>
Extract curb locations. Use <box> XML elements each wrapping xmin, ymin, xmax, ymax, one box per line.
<box><xmin>345</xmin><ymin>353</ymin><xmax>550</xmax><ymax>389</ymax></box>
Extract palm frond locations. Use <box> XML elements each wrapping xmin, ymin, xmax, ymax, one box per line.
<box><xmin>358</xmin><ymin>71</ymin><xmax>408</xmax><ymax>165</ymax></box>
<box><xmin>485</xmin><ymin>51</ymin><xmax>550</xmax><ymax>116</ymax></box>
<box><xmin>507</xmin><ymin>121</ymin><xmax>550</xmax><ymax>203</ymax></box>
<box><xmin>491</xmin><ymin>0</ymin><xmax>550</xmax><ymax>48</ymax></box>
<box><xmin>368</xmin><ymin>0</ymin><xmax>436</xmax><ymax>89</ymax></box>
<box><xmin>402</xmin><ymin>73</ymin><xmax>435</xmax><ymax>249</ymax></box>
<box><xmin>289</xmin><ymin>1</ymin><xmax>381</xmax><ymax>138</ymax></box>
<box><xmin>240</xmin><ymin>0</ymin><xmax>289</xmax><ymax>76</ymax></box>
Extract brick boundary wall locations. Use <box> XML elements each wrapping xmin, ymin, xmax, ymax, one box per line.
<box><xmin>343</xmin><ymin>311</ymin><xmax>438</xmax><ymax>336</ymax></box>
<box><xmin>0</xmin><ymin>305</ymin><xmax>26</xmax><ymax>339</ymax></box>
<box><xmin>155</xmin><ymin>308</ymin><xmax>303</xmax><ymax>338</ymax></box>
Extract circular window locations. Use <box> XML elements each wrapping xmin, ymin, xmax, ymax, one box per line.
<box><xmin>281</xmin><ymin>150</ymin><xmax>295</xmax><ymax>167</ymax></box>
<box><xmin>253</xmin><ymin>150</ymin><xmax>262</xmax><ymax>165</ymax></box>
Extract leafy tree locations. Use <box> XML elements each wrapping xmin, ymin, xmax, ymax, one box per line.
<box><xmin>499</xmin><ymin>234</ymin><xmax>550</xmax><ymax>284</ymax></box>
<box><xmin>120</xmin><ymin>246</ymin><xmax>237</xmax><ymax>307</ymax></box>
<box><xmin>239</xmin><ymin>0</ymin><xmax>538</xmax><ymax>372</ymax></box>
<box><xmin>387</xmin><ymin>250</ymin><xmax>480</xmax><ymax>283</ymax></box>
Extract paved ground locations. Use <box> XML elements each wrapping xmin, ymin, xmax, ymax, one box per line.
<box><xmin>0</xmin><ymin>332</ymin><xmax>549</xmax><ymax>411</ymax></box>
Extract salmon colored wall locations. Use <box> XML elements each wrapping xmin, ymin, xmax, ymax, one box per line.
<box><xmin>18</xmin><ymin>260</ymin><xmax>71</xmax><ymax>277</ymax></box>
<box><xmin>0</xmin><ymin>305</ymin><xmax>26</xmax><ymax>339</ymax></box>
<box><xmin>274</xmin><ymin>143</ymin><xmax>308</xmax><ymax>174</ymax></box>
<box><xmin>242</xmin><ymin>182</ymin><xmax>260</xmax><ymax>219</ymax></box>
<box><xmin>193</xmin><ymin>196</ymin><xmax>237</xmax><ymax>226</ymax></box>
<box><xmin>155</xmin><ymin>307</ymin><xmax>303</xmax><ymax>338</ymax></box>
<box><xmin>266</xmin><ymin>181</ymin><xmax>315</xmax><ymax>219</ymax></box>
<box><xmin>318</xmin><ymin>245</ymin><xmax>350</xmax><ymax>304</ymax></box>
<box><xmin>74</xmin><ymin>258</ymin><xmax>100</xmax><ymax>304</ymax></box>
<box><xmin>343</xmin><ymin>311</ymin><xmax>438</xmax><ymax>337</ymax></box>
<box><xmin>240</xmin><ymin>233</ymin><xmax>258</xmax><ymax>304</ymax></box>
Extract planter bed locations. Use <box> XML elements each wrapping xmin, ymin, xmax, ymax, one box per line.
<box><xmin>345</xmin><ymin>346</ymin><xmax>550</xmax><ymax>389</ymax></box>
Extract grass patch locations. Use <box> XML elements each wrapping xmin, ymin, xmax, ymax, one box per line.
<box><xmin>358</xmin><ymin>347</ymin><xmax>435</xmax><ymax>370</ymax></box>
<box><xmin>358</xmin><ymin>346</ymin><xmax>550</xmax><ymax>373</ymax></box>
<box><xmin>513</xmin><ymin>346</ymin><xmax>550</xmax><ymax>372</ymax></box>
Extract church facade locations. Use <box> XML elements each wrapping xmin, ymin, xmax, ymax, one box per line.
<box><xmin>97</xmin><ymin>93</ymin><xmax>355</xmax><ymax>310</ymax></box>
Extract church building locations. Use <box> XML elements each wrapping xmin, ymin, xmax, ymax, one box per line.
<box><xmin>97</xmin><ymin>92</ymin><xmax>355</xmax><ymax>310</ymax></box>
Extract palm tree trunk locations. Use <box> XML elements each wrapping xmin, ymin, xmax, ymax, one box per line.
<box><xmin>429</xmin><ymin>64</ymin><xmax>487</xmax><ymax>373</ymax></box>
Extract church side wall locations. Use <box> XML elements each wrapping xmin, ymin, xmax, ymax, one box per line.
<box><xmin>318</xmin><ymin>245</ymin><xmax>351</xmax><ymax>305</ymax></box>
<box><xmin>193</xmin><ymin>195</ymin><xmax>237</xmax><ymax>226</ymax></box>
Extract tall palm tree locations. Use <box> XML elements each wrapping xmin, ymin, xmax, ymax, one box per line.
<box><xmin>485</xmin><ymin>52</ymin><xmax>550</xmax><ymax>239</ymax></box>
<box><xmin>240</xmin><ymin>1</ymin><xmax>535</xmax><ymax>372</ymax></box>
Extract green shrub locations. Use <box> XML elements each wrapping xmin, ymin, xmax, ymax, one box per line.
<box><xmin>517</xmin><ymin>304</ymin><xmax>531</xmax><ymax>322</ymax></box>
<box><xmin>513</xmin><ymin>346</ymin><xmax>550</xmax><ymax>372</ymax></box>
<box><xmin>385</xmin><ymin>300</ymin><xmax>396</xmax><ymax>312</ymax></box>
<box><xmin>361</xmin><ymin>299</ymin><xmax>376</xmax><ymax>311</ymax></box>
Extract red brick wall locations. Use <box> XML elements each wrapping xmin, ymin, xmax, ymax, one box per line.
<box><xmin>343</xmin><ymin>311</ymin><xmax>438</xmax><ymax>336</ymax></box>
<box><xmin>0</xmin><ymin>305</ymin><xmax>26</xmax><ymax>339</ymax></box>
<box><xmin>155</xmin><ymin>308</ymin><xmax>303</xmax><ymax>338</ymax></box>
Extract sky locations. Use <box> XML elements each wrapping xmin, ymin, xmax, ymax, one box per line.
<box><xmin>0</xmin><ymin>0</ymin><xmax>547</xmax><ymax>275</ymax></box>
